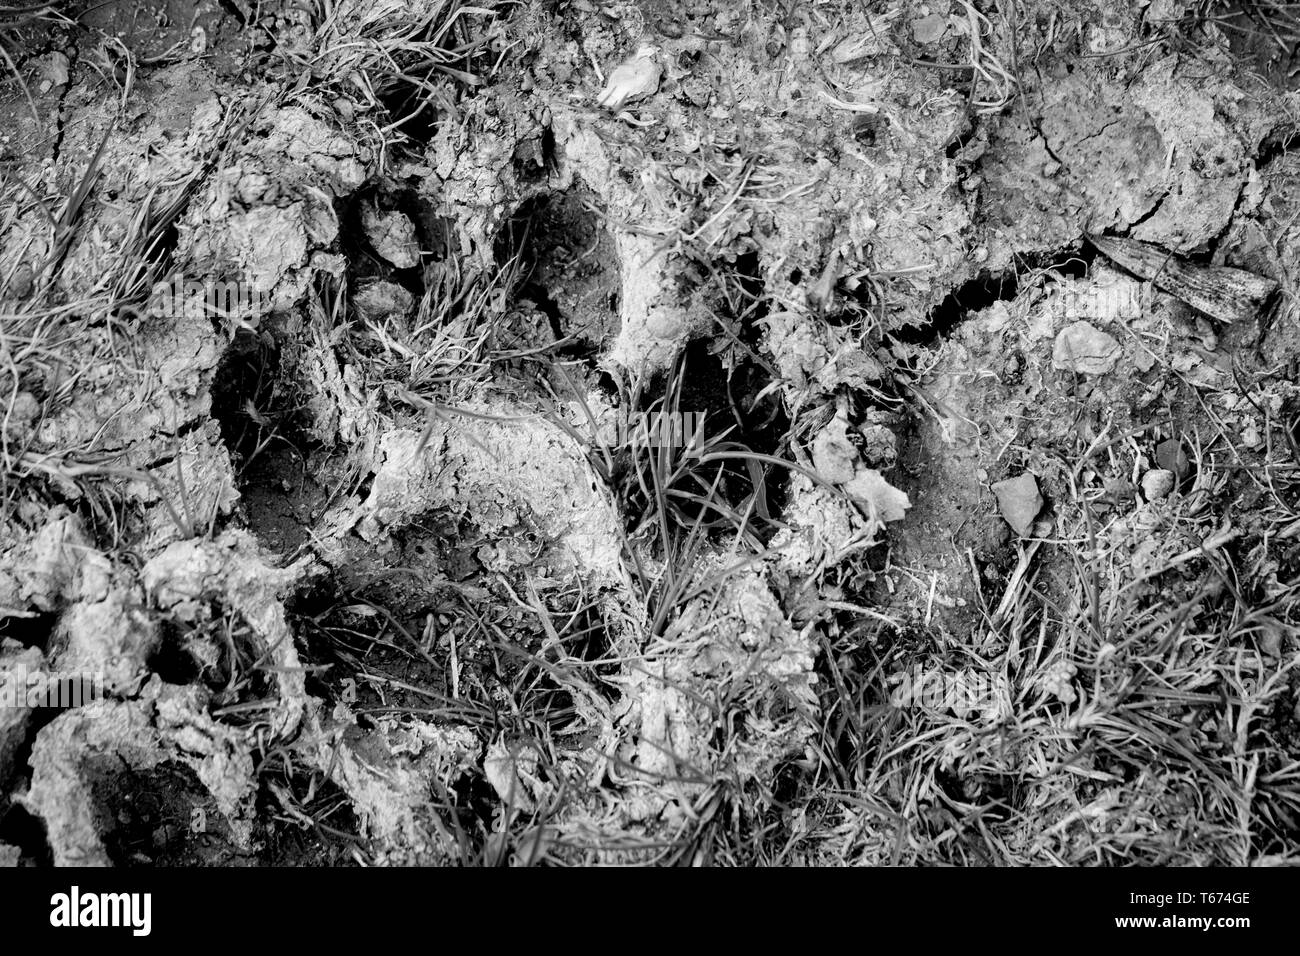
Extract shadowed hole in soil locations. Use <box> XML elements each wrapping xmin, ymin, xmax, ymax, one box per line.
<box><xmin>253</xmin><ymin>754</ymin><xmax>366</xmax><ymax>865</ymax></box>
<box><xmin>87</xmin><ymin>758</ymin><xmax>252</xmax><ymax>866</ymax></box>
<box><xmin>934</xmin><ymin>767</ymin><xmax>1018</xmax><ymax>828</ymax></box>
<box><xmin>512</xmin><ymin>121</ymin><xmax>557</xmax><ymax>185</ymax></box>
<box><xmin>1255</xmin><ymin>126</ymin><xmax>1300</xmax><ymax>168</ymax></box>
<box><xmin>291</xmin><ymin>581</ymin><xmax>449</xmax><ymax>718</ymax></box>
<box><xmin>892</xmin><ymin>244</ymin><xmax>1096</xmax><ymax>346</ymax></box>
<box><xmin>146</xmin><ymin>609</ymin><xmax>279</xmax><ymax>725</ymax></box>
<box><xmin>334</xmin><ymin>188</ymin><xmax>429</xmax><ymax>301</ymax></box>
<box><xmin>493</xmin><ymin>184</ymin><xmax>621</xmax><ymax>363</ymax></box>
<box><xmin>211</xmin><ymin>330</ymin><xmax>323</xmax><ymax>553</ymax></box>
<box><xmin>623</xmin><ymin>336</ymin><xmax>791</xmax><ymax>536</ymax></box>
<box><xmin>601</xmin><ymin>249</ymin><xmax>792</xmax><ymax>537</ymax></box>
<box><xmin>0</xmin><ymin>611</ymin><xmax>57</xmax><ymax>649</ymax></box>
<box><xmin>376</xmin><ymin>85</ymin><xmax>440</xmax><ymax>146</ymax></box>
<box><xmin>288</xmin><ymin>571</ymin><xmax>616</xmax><ymax>858</ymax></box>
<box><xmin>79</xmin><ymin>750</ymin><xmax>363</xmax><ymax>866</ymax></box>
<box><xmin>146</xmin><ymin>619</ymin><xmax>203</xmax><ymax>685</ymax></box>
<box><xmin>0</xmin><ymin>800</ymin><xmax>52</xmax><ymax>865</ymax></box>
<box><xmin>291</xmin><ymin>565</ymin><xmax>623</xmax><ymax>722</ymax></box>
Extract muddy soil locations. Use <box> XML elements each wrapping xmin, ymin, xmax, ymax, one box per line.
<box><xmin>1</xmin><ymin>0</ymin><xmax>1299</xmax><ymax>864</ymax></box>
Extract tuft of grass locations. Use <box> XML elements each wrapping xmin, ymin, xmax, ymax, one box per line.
<box><xmin>753</xmin><ymin>400</ymin><xmax>1300</xmax><ymax>866</ymax></box>
<box><xmin>298</xmin><ymin>0</ymin><xmax>509</xmax><ymax>164</ymax></box>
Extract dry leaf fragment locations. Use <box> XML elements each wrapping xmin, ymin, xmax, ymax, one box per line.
<box><xmin>1089</xmin><ymin>233</ymin><xmax>1278</xmax><ymax>324</ymax></box>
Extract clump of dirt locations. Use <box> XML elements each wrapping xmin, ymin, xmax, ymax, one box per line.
<box><xmin>496</xmin><ymin>184</ymin><xmax>623</xmax><ymax>356</ymax></box>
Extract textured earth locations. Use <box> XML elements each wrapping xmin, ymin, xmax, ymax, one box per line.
<box><xmin>1</xmin><ymin>0</ymin><xmax>1299</xmax><ymax>865</ymax></box>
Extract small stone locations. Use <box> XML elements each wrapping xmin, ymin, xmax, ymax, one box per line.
<box><xmin>1141</xmin><ymin>468</ymin><xmax>1175</xmax><ymax>501</ymax></box>
<box><xmin>1259</xmin><ymin>621</ymin><xmax>1285</xmax><ymax>659</ymax></box>
<box><xmin>361</xmin><ymin>204</ymin><xmax>420</xmax><ymax>268</ymax></box>
<box><xmin>812</xmin><ymin>411</ymin><xmax>858</xmax><ymax>484</ymax></box>
<box><xmin>595</xmin><ymin>45</ymin><xmax>662</xmax><ymax>111</ymax></box>
<box><xmin>1052</xmin><ymin>321</ymin><xmax>1121</xmax><ymax>375</ymax></box>
<box><xmin>9</xmin><ymin>262</ymin><xmax>33</xmax><ymax>298</ymax></box>
<box><xmin>991</xmin><ymin>472</ymin><xmax>1044</xmax><ymax>538</ymax></box>
<box><xmin>2</xmin><ymin>391</ymin><xmax>39</xmax><ymax>441</ymax></box>
<box><xmin>1155</xmin><ymin>438</ymin><xmax>1190</xmax><ymax>479</ymax></box>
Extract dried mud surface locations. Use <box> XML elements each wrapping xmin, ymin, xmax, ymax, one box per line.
<box><xmin>2</xmin><ymin>0</ymin><xmax>1300</xmax><ymax>865</ymax></box>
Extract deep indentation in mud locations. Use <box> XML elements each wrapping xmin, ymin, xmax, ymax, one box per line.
<box><xmin>255</xmin><ymin>752</ymin><xmax>365</xmax><ymax>864</ymax></box>
<box><xmin>147</xmin><ymin>619</ymin><xmax>204</xmax><ymax>685</ymax></box>
<box><xmin>335</xmin><ymin>189</ymin><xmax>428</xmax><ymax>299</ymax></box>
<box><xmin>0</xmin><ymin>611</ymin><xmax>57</xmax><ymax>649</ymax></box>
<box><xmin>148</xmin><ymin>610</ymin><xmax>277</xmax><ymax>722</ymax></box>
<box><xmin>292</xmin><ymin>562</ymin><xmax>622</xmax><ymax>722</ymax></box>
<box><xmin>935</xmin><ymin>766</ymin><xmax>1018</xmax><ymax>825</ymax></box>
<box><xmin>211</xmin><ymin>331</ymin><xmax>320</xmax><ymax>552</ymax></box>
<box><xmin>899</xmin><ymin>245</ymin><xmax>1097</xmax><ymax>345</ymax></box>
<box><xmin>0</xmin><ymin>800</ymin><xmax>52</xmax><ymax>866</ymax></box>
<box><xmin>513</xmin><ymin>121</ymin><xmax>557</xmax><ymax>185</ymax></box>
<box><xmin>287</xmin><ymin>569</ymin><xmax>614</xmax><ymax>856</ymax></box>
<box><xmin>906</xmin><ymin>270</ymin><xmax>1020</xmax><ymax>344</ymax></box>
<box><xmin>394</xmin><ymin>188</ymin><xmax>458</xmax><ymax>267</ymax></box>
<box><xmin>627</xmin><ymin>338</ymin><xmax>791</xmax><ymax>530</ymax></box>
<box><xmin>293</xmin><ymin>582</ymin><xmax>448</xmax><ymax>716</ymax></box>
<box><xmin>494</xmin><ymin>185</ymin><xmax>621</xmax><ymax>357</ymax></box>
<box><xmin>89</xmin><ymin>758</ymin><xmax>245</xmax><ymax>866</ymax></box>
<box><xmin>376</xmin><ymin>85</ymin><xmax>440</xmax><ymax>146</ymax></box>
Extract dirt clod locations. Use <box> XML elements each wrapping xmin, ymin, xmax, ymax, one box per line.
<box><xmin>991</xmin><ymin>473</ymin><xmax>1044</xmax><ymax>538</ymax></box>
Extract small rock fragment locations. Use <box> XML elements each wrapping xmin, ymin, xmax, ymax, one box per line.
<box><xmin>361</xmin><ymin>204</ymin><xmax>420</xmax><ymax>268</ymax></box>
<box><xmin>845</xmin><ymin>467</ymin><xmax>910</xmax><ymax>524</ymax></box>
<box><xmin>1052</xmin><ymin>321</ymin><xmax>1121</xmax><ymax>375</ymax></box>
<box><xmin>991</xmin><ymin>473</ymin><xmax>1044</xmax><ymax>537</ymax></box>
<box><xmin>911</xmin><ymin>13</ymin><xmax>950</xmax><ymax>43</ymax></box>
<box><xmin>1259</xmin><ymin>621</ymin><xmax>1285</xmax><ymax>659</ymax></box>
<box><xmin>38</xmin><ymin>52</ymin><xmax>69</xmax><ymax>90</ymax></box>
<box><xmin>596</xmin><ymin>45</ymin><xmax>662</xmax><ymax>111</ymax></box>
<box><xmin>1141</xmin><ymin>468</ymin><xmax>1175</xmax><ymax>501</ymax></box>
<box><xmin>51</xmin><ymin>592</ymin><xmax>161</xmax><ymax>695</ymax></box>
<box><xmin>811</xmin><ymin>410</ymin><xmax>858</xmax><ymax>484</ymax></box>
<box><xmin>858</xmin><ymin>420</ymin><xmax>897</xmax><ymax>469</ymax></box>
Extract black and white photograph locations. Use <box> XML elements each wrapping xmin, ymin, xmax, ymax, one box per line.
<box><xmin>0</xmin><ymin>0</ymin><xmax>1296</xmax><ymax>904</ymax></box>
